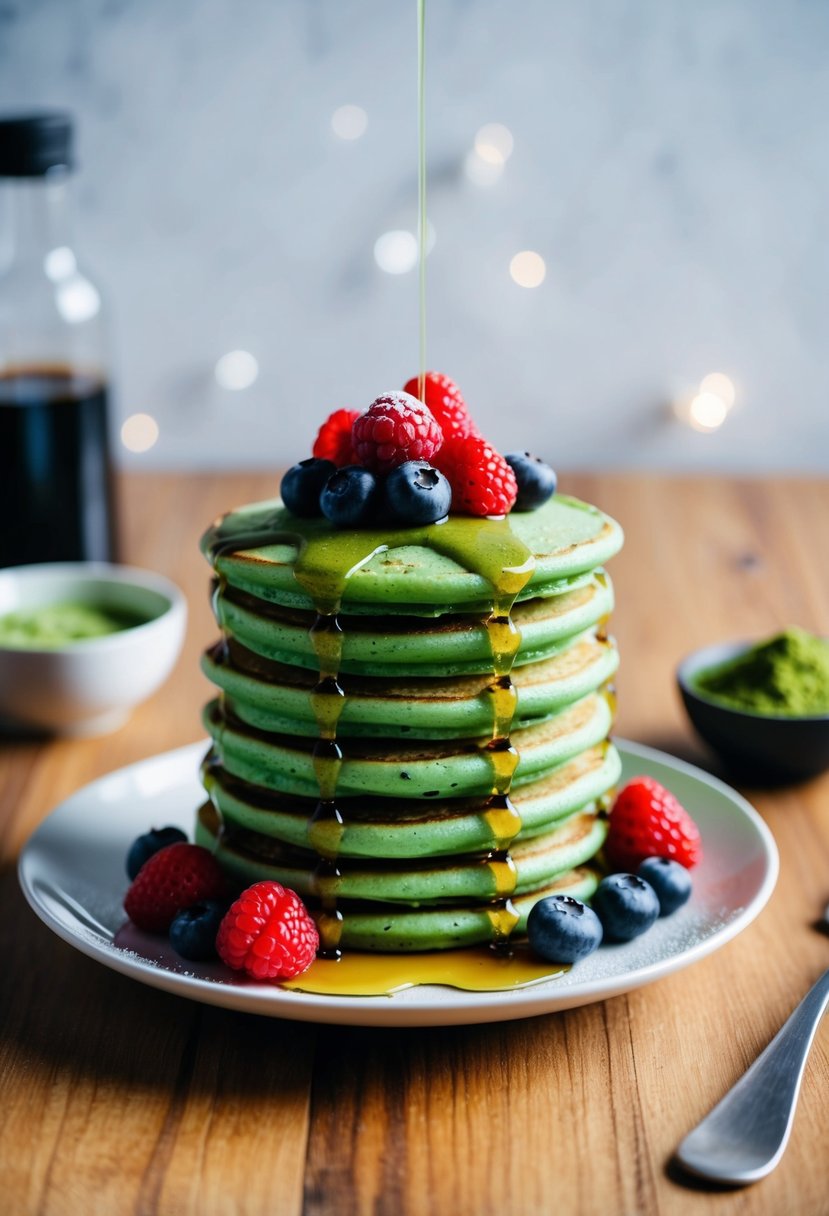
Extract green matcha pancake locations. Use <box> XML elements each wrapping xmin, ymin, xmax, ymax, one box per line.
<box><xmin>197</xmin><ymin>801</ymin><xmax>606</xmax><ymax>904</ymax></box>
<box><xmin>202</xmin><ymin>493</ymin><xmax>623</xmax><ymax>614</ymax></box>
<box><xmin>201</xmin><ymin>633</ymin><xmax>619</xmax><ymax>739</ymax></box>
<box><xmin>211</xmin><ymin>571</ymin><xmax>613</xmax><ymax>676</ymax></box>
<box><xmin>202</xmin><ymin>742</ymin><xmax>621</xmax><ymax>859</ymax></box>
<box><xmin>203</xmin><ymin>692</ymin><xmax>614</xmax><ymax>800</ymax></box>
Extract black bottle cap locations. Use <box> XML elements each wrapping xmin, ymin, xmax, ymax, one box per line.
<box><xmin>0</xmin><ymin>112</ymin><xmax>73</xmax><ymax>177</ymax></box>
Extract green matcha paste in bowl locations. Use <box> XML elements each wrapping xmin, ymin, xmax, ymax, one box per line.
<box><xmin>692</xmin><ymin>628</ymin><xmax>829</xmax><ymax>718</ymax></box>
<box><xmin>0</xmin><ymin>601</ymin><xmax>147</xmax><ymax>649</ymax></box>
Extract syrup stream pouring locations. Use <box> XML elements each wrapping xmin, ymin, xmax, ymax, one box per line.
<box><xmin>675</xmin><ymin>903</ymin><xmax>829</xmax><ymax>1187</ymax></box>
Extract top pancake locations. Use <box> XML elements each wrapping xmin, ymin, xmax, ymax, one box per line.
<box><xmin>202</xmin><ymin>493</ymin><xmax>623</xmax><ymax>615</ymax></box>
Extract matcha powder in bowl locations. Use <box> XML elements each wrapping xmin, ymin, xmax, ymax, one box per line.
<box><xmin>692</xmin><ymin>628</ymin><xmax>829</xmax><ymax>718</ymax></box>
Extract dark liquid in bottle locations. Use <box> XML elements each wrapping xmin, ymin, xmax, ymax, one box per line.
<box><xmin>0</xmin><ymin>366</ymin><xmax>118</xmax><ymax>567</ymax></box>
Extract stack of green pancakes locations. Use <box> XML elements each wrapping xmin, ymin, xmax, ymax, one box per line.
<box><xmin>197</xmin><ymin>492</ymin><xmax>623</xmax><ymax>953</ymax></box>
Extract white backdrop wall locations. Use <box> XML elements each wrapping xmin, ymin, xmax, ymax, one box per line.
<box><xmin>1</xmin><ymin>0</ymin><xmax>828</xmax><ymax>470</ymax></box>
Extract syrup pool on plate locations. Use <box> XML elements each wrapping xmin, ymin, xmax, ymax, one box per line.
<box><xmin>283</xmin><ymin>943</ymin><xmax>569</xmax><ymax>996</ymax></box>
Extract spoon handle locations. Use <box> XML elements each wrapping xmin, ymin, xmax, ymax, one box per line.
<box><xmin>676</xmin><ymin>968</ymin><xmax>829</xmax><ymax>1186</ymax></box>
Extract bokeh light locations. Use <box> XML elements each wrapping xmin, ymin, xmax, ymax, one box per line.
<box><xmin>331</xmin><ymin>104</ymin><xmax>368</xmax><ymax>141</ymax></box>
<box><xmin>121</xmin><ymin>413</ymin><xmax>159</xmax><ymax>453</ymax></box>
<box><xmin>699</xmin><ymin>372</ymin><xmax>736</xmax><ymax>408</ymax></box>
<box><xmin>214</xmin><ymin>350</ymin><xmax>259</xmax><ymax>391</ymax></box>
<box><xmin>44</xmin><ymin>246</ymin><xmax>76</xmax><ymax>280</ymax></box>
<box><xmin>374</xmin><ymin>230</ymin><xmax>418</xmax><ymax>274</ymax></box>
<box><xmin>373</xmin><ymin>227</ymin><xmax>437</xmax><ymax>275</ymax></box>
<box><xmin>55</xmin><ymin>277</ymin><xmax>101</xmax><ymax>323</ymax></box>
<box><xmin>687</xmin><ymin>392</ymin><xmax>729</xmax><ymax>432</ymax></box>
<box><xmin>474</xmin><ymin>123</ymin><xmax>514</xmax><ymax>165</ymax></box>
<box><xmin>509</xmin><ymin>250</ymin><xmax>546</xmax><ymax>288</ymax></box>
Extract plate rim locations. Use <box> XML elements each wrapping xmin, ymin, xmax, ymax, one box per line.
<box><xmin>18</xmin><ymin>737</ymin><xmax>779</xmax><ymax>1027</ymax></box>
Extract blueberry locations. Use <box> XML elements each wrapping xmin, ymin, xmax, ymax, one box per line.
<box><xmin>637</xmin><ymin>857</ymin><xmax>692</xmax><ymax>916</ymax></box>
<box><xmin>281</xmin><ymin>458</ymin><xmax>336</xmax><ymax>518</ymax></box>
<box><xmin>505</xmin><ymin>452</ymin><xmax>557</xmax><ymax>511</ymax></box>
<box><xmin>168</xmin><ymin>900</ymin><xmax>225</xmax><ymax>961</ymax></box>
<box><xmin>527</xmin><ymin>894</ymin><xmax>603</xmax><ymax>963</ymax></box>
<box><xmin>320</xmin><ymin>465</ymin><xmax>380</xmax><ymax>527</ymax></box>
<box><xmin>592</xmin><ymin>873</ymin><xmax>660</xmax><ymax>942</ymax></box>
<box><xmin>384</xmin><ymin>460</ymin><xmax>452</xmax><ymax>525</ymax></box>
<box><xmin>126</xmin><ymin>826</ymin><xmax>188</xmax><ymax>880</ymax></box>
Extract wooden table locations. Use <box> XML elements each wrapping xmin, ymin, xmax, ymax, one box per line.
<box><xmin>2</xmin><ymin>473</ymin><xmax>828</xmax><ymax>1216</ymax></box>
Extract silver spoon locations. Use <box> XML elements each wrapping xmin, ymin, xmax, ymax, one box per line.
<box><xmin>676</xmin><ymin>909</ymin><xmax>829</xmax><ymax>1186</ymax></box>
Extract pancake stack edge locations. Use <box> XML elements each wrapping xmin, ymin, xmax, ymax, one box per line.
<box><xmin>197</xmin><ymin>494</ymin><xmax>624</xmax><ymax>953</ymax></box>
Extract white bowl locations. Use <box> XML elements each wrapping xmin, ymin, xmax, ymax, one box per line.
<box><xmin>0</xmin><ymin>563</ymin><xmax>187</xmax><ymax>736</ymax></box>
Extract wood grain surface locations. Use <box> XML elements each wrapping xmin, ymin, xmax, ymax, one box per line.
<box><xmin>1</xmin><ymin>473</ymin><xmax>828</xmax><ymax>1216</ymax></box>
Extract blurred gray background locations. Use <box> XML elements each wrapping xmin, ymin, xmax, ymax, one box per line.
<box><xmin>2</xmin><ymin>0</ymin><xmax>828</xmax><ymax>470</ymax></box>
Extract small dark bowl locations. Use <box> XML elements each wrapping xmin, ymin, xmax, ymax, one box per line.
<box><xmin>677</xmin><ymin>640</ymin><xmax>829</xmax><ymax>784</ymax></box>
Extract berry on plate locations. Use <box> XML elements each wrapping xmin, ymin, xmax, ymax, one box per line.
<box><xmin>169</xmin><ymin>899</ymin><xmax>226</xmax><ymax>961</ymax></box>
<box><xmin>605</xmin><ymin>776</ymin><xmax>703</xmax><ymax>871</ymax></box>
<box><xmin>435</xmin><ymin>435</ymin><xmax>518</xmax><ymax>516</ymax></box>
<box><xmin>592</xmin><ymin>873</ymin><xmax>660</xmax><ymax>942</ymax></box>
<box><xmin>281</xmin><ymin>458</ymin><xmax>337</xmax><ymax>518</ymax></box>
<box><xmin>312</xmin><ymin>408</ymin><xmax>361</xmax><ymax>467</ymax></box>
<box><xmin>124</xmin><ymin>843</ymin><xmax>227</xmax><ymax>934</ymax></box>
<box><xmin>402</xmin><ymin>372</ymin><xmax>476</xmax><ymax>442</ymax></box>
<box><xmin>384</xmin><ymin>460</ymin><xmax>452</xmax><ymax>525</ymax></box>
<box><xmin>527</xmin><ymin>894</ymin><xmax>603</xmax><ymax>963</ymax></box>
<box><xmin>505</xmin><ymin>452</ymin><xmax>557</xmax><ymax>512</ymax></box>
<box><xmin>216</xmin><ymin>880</ymin><xmax>319</xmax><ymax>981</ymax></box>
<box><xmin>319</xmin><ymin>465</ymin><xmax>381</xmax><ymax>527</ymax></box>
<box><xmin>637</xmin><ymin>856</ymin><xmax>693</xmax><ymax>916</ymax></box>
<box><xmin>126</xmin><ymin>825</ymin><xmax>188</xmax><ymax>880</ymax></box>
<box><xmin>351</xmin><ymin>392</ymin><xmax>443</xmax><ymax>473</ymax></box>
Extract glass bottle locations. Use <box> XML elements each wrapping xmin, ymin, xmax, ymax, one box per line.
<box><xmin>0</xmin><ymin>112</ymin><xmax>118</xmax><ymax>567</ymax></box>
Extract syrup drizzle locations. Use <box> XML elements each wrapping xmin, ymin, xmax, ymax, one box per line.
<box><xmin>206</xmin><ymin>512</ymin><xmax>537</xmax><ymax>969</ymax></box>
<box><xmin>478</xmin><ymin>572</ymin><xmax>533</xmax><ymax>947</ymax></box>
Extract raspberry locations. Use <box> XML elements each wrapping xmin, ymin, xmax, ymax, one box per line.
<box><xmin>312</xmin><ymin>408</ymin><xmax>361</xmax><ymax>467</ymax></box>
<box><xmin>434</xmin><ymin>435</ymin><xmax>518</xmax><ymax>516</ymax></box>
<box><xmin>605</xmin><ymin>777</ymin><xmax>703</xmax><ymax>871</ymax></box>
<box><xmin>216</xmin><ymin>880</ymin><xmax>319</xmax><ymax>981</ymax></box>
<box><xmin>351</xmin><ymin>392</ymin><xmax>443</xmax><ymax>473</ymax></box>
<box><xmin>402</xmin><ymin>372</ymin><xmax>477</xmax><ymax>442</ymax></box>
<box><xmin>124</xmin><ymin>843</ymin><xmax>227</xmax><ymax>934</ymax></box>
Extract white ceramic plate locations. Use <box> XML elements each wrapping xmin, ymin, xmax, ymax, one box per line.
<box><xmin>19</xmin><ymin>739</ymin><xmax>778</xmax><ymax>1027</ymax></box>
